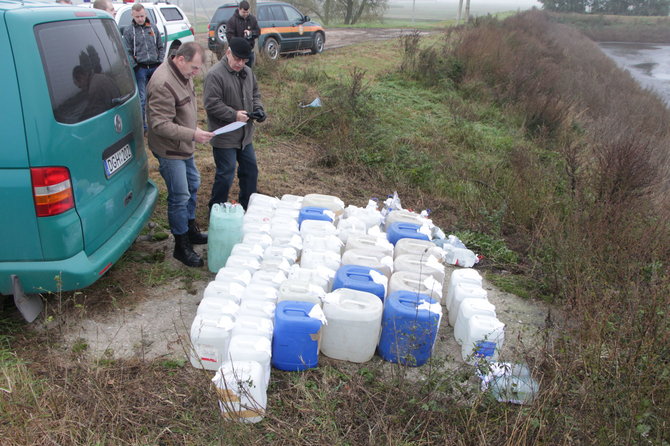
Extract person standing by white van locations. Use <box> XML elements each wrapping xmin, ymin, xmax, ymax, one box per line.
<box><xmin>123</xmin><ymin>3</ymin><xmax>164</xmax><ymax>131</ymax></box>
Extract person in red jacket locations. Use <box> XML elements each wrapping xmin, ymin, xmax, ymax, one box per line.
<box><xmin>225</xmin><ymin>0</ymin><xmax>260</xmax><ymax>68</ymax></box>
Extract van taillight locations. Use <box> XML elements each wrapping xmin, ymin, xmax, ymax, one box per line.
<box><xmin>190</xmin><ymin>26</ymin><xmax>195</xmax><ymax>35</ymax></box>
<box><xmin>31</xmin><ymin>167</ymin><xmax>75</xmax><ymax>217</ymax></box>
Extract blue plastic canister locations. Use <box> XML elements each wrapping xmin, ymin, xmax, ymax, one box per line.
<box><xmin>377</xmin><ymin>290</ymin><xmax>442</xmax><ymax>367</ymax></box>
<box><xmin>298</xmin><ymin>206</ymin><xmax>334</xmax><ymax>228</ymax></box>
<box><xmin>271</xmin><ymin>301</ymin><xmax>323</xmax><ymax>371</ymax></box>
<box><xmin>386</xmin><ymin>221</ymin><xmax>430</xmax><ymax>246</ymax></box>
<box><xmin>332</xmin><ymin>265</ymin><xmax>387</xmax><ymax>301</ymax></box>
<box><xmin>208</xmin><ymin>203</ymin><xmax>244</xmax><ymax>273</ymax></box>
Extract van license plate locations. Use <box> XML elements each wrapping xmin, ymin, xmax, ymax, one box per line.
<box><xmin>104</xmin><ymin>144</ymin><xmax>132</xmax><ymax>178</ymax></box>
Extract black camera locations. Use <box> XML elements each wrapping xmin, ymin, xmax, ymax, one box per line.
<box><xmin>247</xmin><ymin>109</ymin><xmax>266</xmax><ymax>122</ymax></box>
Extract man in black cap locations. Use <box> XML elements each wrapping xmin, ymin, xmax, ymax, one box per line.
<box><xmin>225</xmin><ymin>0</ymin><xmax>260</xmax><ymax>68</ymax></box>
<box><xmin>203</xmin><ymin>37</ymin><xmax>266</xmax><ymax>210</ymax></box>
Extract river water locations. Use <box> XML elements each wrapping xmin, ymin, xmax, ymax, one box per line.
<box><xmin>599</xmin><ymin>42</ymin><xmax>670</xmax><ymax>106</ymax></box>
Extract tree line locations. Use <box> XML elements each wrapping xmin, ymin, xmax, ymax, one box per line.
<box><xmin>539</xmin><ymin>0</ymin><xmax>670</xmax><ymax>15</ymax></box>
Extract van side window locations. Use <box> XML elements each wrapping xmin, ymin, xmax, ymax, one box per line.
<box><xmin>269</xmin><ymin>5</ymin><xmax>288</xmax><ymax>21</ymax></box>
<box><xmin>161</xmin><ymin>7</ymin><xmax>183</xmax><ymax>21</ymax></box>
<box><xmin>36</xmin><ymin>19</ymin><xmax>135</xmax><ymax>124</ymax></box>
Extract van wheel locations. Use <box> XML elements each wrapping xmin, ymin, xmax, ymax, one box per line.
<box><xmin>311</xmin><ymin>32</ymin><xmax>324</xmax><ymax>54</ymax></box>
<box><xmin>263</xmin><ymin>37</ymin><xmax>280</xmax><ymax>61</ymax></box>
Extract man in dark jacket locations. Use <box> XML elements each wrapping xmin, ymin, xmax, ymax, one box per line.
<box><xmin>123</xmin><ymin>3</ymin><xmax>165</xmax><ymax>131</ymax></box>
<box><xmin>203</xmin><ymin>37</ymin><xmax>265</xmax><ymax>210</ymax></box>
<box><xmin>225</xmin><ymin>0</ymin><xmax>260</xmax><ymax>68</ymax></box>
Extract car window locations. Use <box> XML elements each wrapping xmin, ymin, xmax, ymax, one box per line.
<box><xmin>269</xmin><ymin>5</ymin><xmax>288</xmax><ymax>21</ymax></box>
<box><xmin>36</xmin><ymin>19</ymin><xmax>135</xmax><ymax>124</ymax></box>
<box><xmin>160</xmin><ymin>7</ymin><xmax>183</xmax><ymax>22</ymax></box>
<box><xmin>213</xmin><ymin>7</ymin><xmax>235</xmax><ymax>23</ymax></box>
<box><xmin>283</xmin><ymin>5</ymin><xmax>303</xmax><ymax>22</ymax></box>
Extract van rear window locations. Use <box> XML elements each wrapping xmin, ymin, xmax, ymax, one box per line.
<box><xmin>35</xmin><ymin>19</ymin><xmax>135</xmax><ymax>124</ymax></box>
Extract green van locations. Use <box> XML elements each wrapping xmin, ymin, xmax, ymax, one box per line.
<box><xmin>0</xmin><ymin>0</ymin><xmax>158</xmax><ymax>320</ymax></box>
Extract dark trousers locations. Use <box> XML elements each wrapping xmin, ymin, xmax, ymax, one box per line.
<box><xmin>209</xmin><ymin>144</ymin><xmax>257</xmax><ymax>210</ymax></box>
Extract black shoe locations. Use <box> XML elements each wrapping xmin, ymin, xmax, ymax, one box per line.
<box><xmin>173</xmin><ymin>234</ymin><xmax>204</xmax><ymax>267</ymax></box>
<box><xmin>188</xmin><ymin>219</ymin><xmax>208</xmax><ymax>245</ymax></box>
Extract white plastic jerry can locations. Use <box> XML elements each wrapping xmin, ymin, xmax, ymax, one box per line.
<box><xmin>189</xmin><ymin>313</ymin><xmax>236</xmax><ymax>371</ymax></box>
<box><xmin>453</xmin><ymin>298</ymin><xmax>496</xmax><ymax>345</ymax></box>
<box><xmin>461</xmin><ymin>314</ymin><xmax>505</xmax><ymax>364</ymax></box>
<box><xmin>445</xmin><ymin>267</ymin><xmax>483</xmax><ymax>308</ymax></box>
<box><xmin>213</xmin><ymin>360</ymin><xmax>267</xmax><ymax>423</ymax></box>
<box><xmin>448</xmin><ymin>282</ymin><xmax>488</xmax><ymax>326</ymax></box>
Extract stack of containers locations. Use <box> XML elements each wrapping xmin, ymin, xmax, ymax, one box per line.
<box><xmin>444</xmin><ymin>267</ymin><xmax>506</xmax><ymax>364</ymax></box>
<box><xmin>192</xmin><ymin>193</ymin><xmax>309</xmax><ymax>422</ymax></box>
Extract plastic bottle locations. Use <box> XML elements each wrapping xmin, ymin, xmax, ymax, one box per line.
<box><xmin>208</xmin><ymin>203</ymin><xmax>244</xmax><ymax>273</ymax></box>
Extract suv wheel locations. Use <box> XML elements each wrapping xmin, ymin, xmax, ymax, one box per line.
<box><xmin>311</xmin><ymin>32</ymin><xmax>324</xmax><ymax>54</ymax></box>
<box><xmin>216</xmin><ymin>23</ymin><xmax>227</xmax><ymax>45</ymax></box>
<box><xmin>263</xmin><ymin>37</ymin><xmax>280</xmax><ymax>61</ymax></box>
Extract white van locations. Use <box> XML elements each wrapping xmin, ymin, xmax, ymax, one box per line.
<box><xmin>115</xmin><ymin>1</ymin><xmax>195</xmax><ymax>61</ymax></box>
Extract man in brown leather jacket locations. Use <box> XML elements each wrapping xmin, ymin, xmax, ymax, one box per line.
<box><xmin>147</xmin><ymin>42</ymin><xmax>214</xmax><ymax>267</ymax></box>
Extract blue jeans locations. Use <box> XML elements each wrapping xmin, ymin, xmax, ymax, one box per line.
<box><xmin>135</xmin><ymin>65</ymin><xmax>158</xmax><ymax>130</ymax></box>
<box><xmin>209</xmin><ymin>144</ymin><xmax>257</xmax><ymax>210</ymax></box>
<box><xmin>154</xmin><ymin>154</ymin><xmax>200</xmax><ymax>235</ymax></box>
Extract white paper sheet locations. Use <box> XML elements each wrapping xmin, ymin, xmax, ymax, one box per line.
<box><xmin>213</xmin><ymin>121</ymin><xmax>246</xmax><ymax>135</ymax></box>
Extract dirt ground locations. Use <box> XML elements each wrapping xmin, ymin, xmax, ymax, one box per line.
<box><xmin>36</xmin><ymin>29</ymin><xmax>548</xmax><ymax>376</ymax></box>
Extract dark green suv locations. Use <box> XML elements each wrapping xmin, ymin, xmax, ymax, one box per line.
<box><xmin>207</xmin><ymin>1</ymin><xmax>325</xmax><ymax>60</ymax></box>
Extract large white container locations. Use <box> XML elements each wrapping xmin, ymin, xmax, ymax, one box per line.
<box><xmin>454</xmin><ymin>299</ymin><xmax>497</xmax><ymax>345</ymax></box>
<box><xmin>248</xmin><ymin>193</ymin><xmax>279</xmax><ymax>209</ymax></box>
<box><xmin>280</xmin><ymin>193</ymin><xmax>303</xmax><ymax>204</ymax></box>
<box><xmin>461</xmin><ymin>314</ymin><xmax>505</xmax><ymax>364</ymax></box>
<box><xmin>393</xmin><ymin>253</ymin><xmax>445</xmax><ymax>285</ymax></box>
<box><xmin>215</xmin><ymin>267</ymin><xmax>252</xmax><ymax>288</ymax></box>
<box><xmin>394</xmin><ymin>238</ymin><xmax>444</xmax><ymax>260</ymax></box>
<box><xmin>263</xmin><ymin>246</ymin><xmax>298</xmax><ymax>265</ymax></box>
<box><xmin>189</xmin><ymin>313</ymin><xmax>236</xmax><ymax>370</ymax></box>
<box><xmin>250</xmin><ymin>269</ymin><xmax>287</xmax><ymax>289</ymax></box>
<box><xmin>227</xmin><ymin>335</ymin><xmax>273</xmax><ymax>386</ymax></box>
<box><xmin>287</xmin><ymin>264</ymin><xmax>333</xmax><ymax>292</ymax></box>
<box><xmin>301</xmin><ymin>248</ymin><xmax>341</xmax><ymax>272</ymax></box>
<box><xmin>384</xmin><ymin>209</ymin><xmax>423</xmax><ymax>227</ymax></box>
<box><xmin>448</xmin><ymin>282</ymin><xmax>488</xmax><ymax>326</ymax></box>
<box><xmin>243</xmin><ymin>283</ymin><xmax>278</xmax><ymax>303</ymax></box>
<box><xmin>271</xmin><ymin>232</ymin><xmax>303</xmax><ymax>253</ymax></box>
<box><xmin>213</xmin><ymin>361</ymin><xmax>266</xmax><ymax>423</ymax></box>
<box><xmin>388</xmin><ymin>270</ymin><xmax>443</xmax><ymax>303</ymax></box>
<box><xmin>343</xmin><ymin>202</ymin><xmax>382</xmax><ymax>229</ymax></box>
<box><xmin>259</xmin><ymin>256</ymin><xmax>292</xmax><ymax>274</ymax></box>
<box><xmin>337</xmin><ymin>217</ymin><xmax>368</xmax><ymax>243</ymax></box>
<box><xmin>341</xmin><ymin>248</ymin><xmax>394</xmax><ymax>279</ymax></box>
<box><xmin>231</xmin><ymin>315</ymin><xmax>274</xmax><ymax>342</ymax></box>
<box><xmin>277</xmin><ymin>279</ymin><xmax>326</xmax><ymax>305</ymax></box>
<box><xmin>239</xmin><ymin>298</ymin><xmax>276</xmax><ymax>319</ymax></box>
<box><xmin>203</xmin><ymin>280</ymin><xmax>246</xmax><ymax>304</ymax></box>
<box><xmin>230</xmin><ymin>243</ymin><xmax>264</xmax><ymax>261</ymax></box>
<box><xmin>197</xmin><ymin>295</ymin><xmax>240</xmax><ymax>317</ymax></box>
<box><xmin>272</xmin><ymin>206</ymin><xmax>300</xmax><ymax>220</ymax></box>
<box><xmin>445</xmin><ymin>268</ymin><xmax>483</xmax><ymax>308</ymax></box>
<box><xmin>302</xmin><ymin>233</ymin><xmax>343</xmax><ymax>255</ymax></box>
<box><xmin>225</xmin><ymin>254</ymin><xmax>261</xmax><ymax>275</ymax></box>
<box><xmin>300</xmin><ymin>219</ymin><xmax>338</xmax><ymax>238</ymax></box>
<box><xmin>321</xmin><ymin>289</ymin><xmax>383</xmax><ymax>363</ymax></box>
<box><xmin>345</xmin><ymin>234</ymin><xmax>393</xmax><ymax>257</ymax></box>
<box><xmin>243</xmin><ymin>212</ymin><xmax>271</xmax><ymax>225</ymax></box>
<box><xmin>301</xmin><ymin>193</ymin><xmax>345</xmax><ymax>216</ymax></box>
<box><xmin>242</xmin><ymin>220</ymin><xmax>271</xmax><ymax>236</ymax></box>
<box><xmin>444</xmin><ymin>245</ymin><xmax>479</xmax><ymax>268</ymax></box>
<box><xmin>241</xmin><ymin>232</ymin><xmax>273</xmax><ymax>249</ymax></box>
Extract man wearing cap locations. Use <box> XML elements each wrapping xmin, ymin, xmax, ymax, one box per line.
<box><xmin>203</xmin><ymin>37</ymin><xmax>266</xmax><ymax>210</ymax></box>
<box><xmin>225</xmin><ymin>0</ymin><xmax>260</xmax><ymax>68</ymax></box>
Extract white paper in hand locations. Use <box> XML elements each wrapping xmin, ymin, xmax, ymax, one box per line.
<box><xmin>213</xmin><ymin>121</ymin><xmax>246</xmax><ymax>135</ymax></box>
